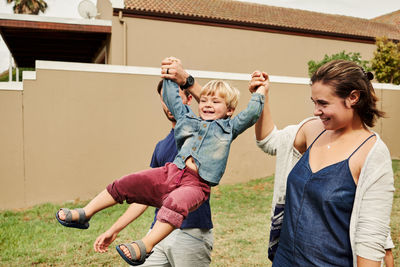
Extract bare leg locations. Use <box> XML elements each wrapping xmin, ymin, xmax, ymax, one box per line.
<box><xmin>119</xmin><ymin>220</ymin><xmax>175</xmax><ymax>260</ymax></box>
<box><xmin>58</xmin><ymin>189</ymin><xmax>117</xmax><ymax>221</ymax></box>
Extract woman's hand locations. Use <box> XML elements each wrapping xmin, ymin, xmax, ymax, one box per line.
<box><xmin>93</xmin><ymin>229</ymin><xmax>119</xmax><ymax>253</ymax></box>
<box><xmin>249</xmin><ymin>71</ymin><xmax>269</xmax><ymax>95</ymax></box>
<box><xmin>161</xmin><ymin>57</ymin><xmax>189</xmax><ymax>86</ymax></box>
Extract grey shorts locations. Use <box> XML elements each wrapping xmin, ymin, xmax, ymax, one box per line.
<box><xmin>140</xmin><ymin>228</ymin><xmax>213</xmax><ymax>267</ymax></box>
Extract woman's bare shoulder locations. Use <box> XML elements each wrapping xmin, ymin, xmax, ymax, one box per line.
<box><xmin>299</xmin><ymin>118</ymin><xmax>323</xmax><ymax>140</ymax></box>
<box><xmin>294</xmin><ymin>118</ymin><xmax>323</xmax><ymax>153</ymax></box>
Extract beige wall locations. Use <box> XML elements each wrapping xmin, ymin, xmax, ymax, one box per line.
<box><xmin>109</xmin><ymin>16</ymin><xmax>376</xmax><ymax>77</ymax></box>
<box><xmin>96</xmin><ymin>0</ymin><xmax>113</xmax><ymax>20</ymax></box>
<box><xmin>0</xmin><ymin>90</ymin><xmax>24</xmax><ymax>209</ymax></box>
<box><xmin>0</xmin><ymin>63</ymin><xmax>399</xmax><ymax>209</ymax></box>
<box><xmin>22</xmin><ymin>70</ymin><xmax>170</xmax><ymax>208</ymax></box>
<box><xmin>381</xmin><ymin>89</ymin><xmax>400</xmax><ymax>157</ymax></box>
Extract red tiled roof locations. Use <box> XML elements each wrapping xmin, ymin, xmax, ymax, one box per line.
<box><xmin>371</xmin><ymin>10</ymin><xmax>400</xmax><ymax>26</ymax></box>
<box><xmin>123</xmin><ymin>0</ymin><xmax>400</xmax><ymax>41</ymax></box>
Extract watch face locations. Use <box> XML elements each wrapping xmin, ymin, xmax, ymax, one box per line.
<box><xmin>187</xmin><ymin>75</ymin><xmax>194</xmax><ymax>86</ymax></box>
<box><xmin>182</xmin><ymin>75</ymin><xmax>194</xmax><ymax>89</ymax></box>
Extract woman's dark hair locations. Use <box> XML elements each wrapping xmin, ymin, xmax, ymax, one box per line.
<box><xmin>311</xmin><ymin>60</ymin><xmax>385</xmax><ymax>127</ymax></box>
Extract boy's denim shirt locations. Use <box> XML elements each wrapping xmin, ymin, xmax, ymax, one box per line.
<box><xmin>162</xmin><ymin>79</ymin><xmax>264</xmax><ymax>186</ymax></box>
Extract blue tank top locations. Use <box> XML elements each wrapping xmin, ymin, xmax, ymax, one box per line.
<box><xmin>273</xmin><ymin>130</ymin><xmax>375</xmax><ymax>266</ymax></box>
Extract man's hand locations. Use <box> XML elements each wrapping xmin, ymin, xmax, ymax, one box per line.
<box><xmin>93</xmin><ymin>229</ymin><xmax>118</xmax><ymax>253</ymax></box>
<box><xmin>161</xmin><ymin>57</ymin><xmax>189</xmax><ymax>86</ymax></box>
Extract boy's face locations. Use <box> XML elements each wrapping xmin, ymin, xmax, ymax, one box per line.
<box><xmin>199</xmin><ymin>93</ymin><xmax>234</xmax><ymax>121</ymax></box>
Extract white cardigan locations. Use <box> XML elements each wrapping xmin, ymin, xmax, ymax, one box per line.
<box><xmin>256</xmin><ymin>117</ymin><xmax>394</xmax><ymax>265</ymax></box>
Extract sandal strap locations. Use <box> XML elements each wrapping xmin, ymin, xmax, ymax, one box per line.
<box><xmin>133</xmin><ymin>240</ymin><xmax>147</xmax><ymax>262</ymax></box>
<box><xmin>122</xmin><ymin>240</ymin><xmax>147</xmax><ymax>262</ymax></box>
<box><xmin>75</xmin><ymin>208</ymin><xmax>87</xmax><ymax>224</ymax></box>
<box><xmin>61</xmin><ymin>208</ymin><xmax>73</xmax><ymax>223</ymax></box>
<box><xmin>122</xmin><ymin>243</ymin><xmax>138</xmax><ymax>261</ymax></box>
<box><xmin>60</xmin><ymin>208</ymin><xmax>87</xmax><ymax>224</ymax></box>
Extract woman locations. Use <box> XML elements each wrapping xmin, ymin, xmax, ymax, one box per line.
<box><xmin>250</xmin><ymin>60</ymin><xmax>394</xmax><ymax>266</ymax></box>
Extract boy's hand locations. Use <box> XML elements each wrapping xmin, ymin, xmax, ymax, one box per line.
<box><xmin>93</xmin><ymin>230</ymin><xmax>118</xmax><ymax>253</ymax></box>
<box><xmin>161</xmin><ymin>57</ymin><xmax>189</xmax><ymax>86</ymax></box>
<box><xmin>249</xmin><ymin>71</ymin><xmax>269</xmax><ymax>95</ymax></box>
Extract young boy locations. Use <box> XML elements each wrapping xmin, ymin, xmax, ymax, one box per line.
<box><xmin>56</xmin><ymin>78</ymin><xmax>265</xmax><ymax>265</ymax></box>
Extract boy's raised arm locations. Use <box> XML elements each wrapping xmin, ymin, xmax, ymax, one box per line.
<box><xmin>162</xmin><ymin>79</ymin><xmax>192</xmax><ymax>121</ymax></box>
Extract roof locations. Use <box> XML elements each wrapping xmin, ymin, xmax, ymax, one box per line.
<box><xmin>122</xmin><ymin>0</ymin><xmax>400</xmax><ymax>42</ymax></box>
<box><xmin>371</xmin><ymin>10</ymin><xmax>400</xmax><ymax>26</ymax></box>
<box><xmin>0</xmin><ymin>13</ymin><xmax>111</xmax><ymax>68</ymax></box>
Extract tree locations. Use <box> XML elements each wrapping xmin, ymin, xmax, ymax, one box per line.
<box><xmin>6</xmin><ymin>0</ymin><xmax>47</xmax><ymax>15</ymax></box>
<box><xmin>371</xmin><ymin>36</ymin><xmax>400</xmax><ymax>85</ymax></box>
<box><xmin>307</xmin><ymin>51</ymin><xmax>370</xmax><ymax>77</ymax></box>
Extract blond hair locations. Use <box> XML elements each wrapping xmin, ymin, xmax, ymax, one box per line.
<box><xmin>200</xmin><ymin>80</ymin><xmax>240</xmax><ymax>109</ymax></box>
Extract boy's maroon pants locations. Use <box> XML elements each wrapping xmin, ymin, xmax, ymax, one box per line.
<box><xmin>106</xmin><ymin>162</ymin><xmax>210</xmax><ymax>228</ymax></box>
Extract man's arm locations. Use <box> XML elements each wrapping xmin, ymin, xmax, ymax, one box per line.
<box><xmin>93</xmin><ymin>203</ymin><xmax>148</xmax><ymax>253</ymax></box>
<box><xmin>161</xmin><ymin>57</ymin><xmax>201</xmax><ymax>102</ymax></box>
<box><xmin>357</xmin><ymin>256</ymin><xmax>381</xmax><ymax>267</ymax></box>
<box><xmin>384</xmin><ymin>249</ymin><xmax>394</xmax><ymax>267</ymax></box>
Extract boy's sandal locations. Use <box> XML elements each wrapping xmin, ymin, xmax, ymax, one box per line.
<box><xmin>55</xmin><ymin>208</ymin><xmax>90</xmax><ymax>229</ymax></box>
<box><xmin>116</xmin><ymin>240</ymin><xmax>153</xmax><ymax>266</ymax></box>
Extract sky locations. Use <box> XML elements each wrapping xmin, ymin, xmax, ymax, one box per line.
<box><xmin>0</xmin><ymin>0</ymin><xmax>399</xmax><ymax>74</ymax></box>
<box><xmin>240</xmin><ymin>0</ymin><xmax>399</xmax><ymax>19</ymax></box>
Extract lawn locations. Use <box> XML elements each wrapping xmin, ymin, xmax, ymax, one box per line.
<box><xmin>0</xmin><ymin>160</ymin><xmax>398</xmax><ymax>266</ymax></box>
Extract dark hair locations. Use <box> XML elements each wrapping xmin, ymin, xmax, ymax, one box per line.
<box><xmin>157</xmin><ymin>80</ymin><xmax>190</xmax><ymax>97</ymax></box>
<box><xmin>311</xmin><ymin>60</ymin><xmax>384</xmax><ymax>127</ymax></box>
<box><xmin>157</xmin><ymin>80</ymin><xmax>163</xmax><ymax>95</ymax></box>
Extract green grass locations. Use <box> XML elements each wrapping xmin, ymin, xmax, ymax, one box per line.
<box><xmin>0</xmin><ymin>160</ymin><xmax>398</xmax><ymax>266</ymax></box>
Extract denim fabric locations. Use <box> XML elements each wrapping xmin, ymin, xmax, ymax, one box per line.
<box><xmin>273</xmin><ymin>131</ymin><xmax>357</xmax><ymax>266</ymax></box>
<box><xmin>150</xmin><ymin>129</ymin><xmax>213</xmax><ymax>230</ymax></box>
<box><xmin>162</xmin><ymin>79</ymin><xmax>264</xmax><ymax>185</ymax></box>
<box><xmin>258</xmin><ymin>121</ymin><xmax>393</xmax><ymax>264</ymax></box>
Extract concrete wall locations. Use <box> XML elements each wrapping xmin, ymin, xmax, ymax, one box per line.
<box><xmin>97</xmin><ymin>0</ymin><xmax>113</xmax><ymax>21</ymax></box>
<box><xmin>381</xmin><ymin>89</ymin><xmax>400</xmax><ymax>157</ymax></box>
<box><xmin>0</xmin><ymin>61</ymin><xmax>399</xmax><ymax>210</ymax></box>
<box><xmin>109</xmin><ymin>16</ymin><xmax>376</xmax><ymax>77</ymax></box>
<box><xmin>0</xmin><ymin>89</ymin><xmax>25</xmax><ymax>209</ymax></box>
<box><xmin>22</xmin><ymin>65</ymin><xmax>169</xmax><ymax>208</ymax></box>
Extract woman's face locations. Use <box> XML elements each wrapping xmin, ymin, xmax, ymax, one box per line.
<box><xmin>311</xmin><ymin>81</ymin><xmax>355</xmax><ymax>130</ymax></box>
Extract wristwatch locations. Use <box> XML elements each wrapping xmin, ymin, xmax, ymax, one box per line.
<box><xmin>181</xmin><ymin>75</ymin><xmax>194</xmax><ymax>90</ymax></box>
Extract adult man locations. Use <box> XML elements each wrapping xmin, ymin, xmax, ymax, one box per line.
<box><xmin>93</xmin><ymin>80</ymin><xmax>213</xmax><ymax>267</ymax></box>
